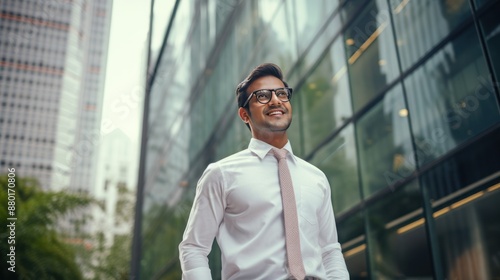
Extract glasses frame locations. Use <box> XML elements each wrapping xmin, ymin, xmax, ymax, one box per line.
<box><xmin>242</xmin><ymin>87</ymin><xmax>293</xmax><ymax>108</ymax></box>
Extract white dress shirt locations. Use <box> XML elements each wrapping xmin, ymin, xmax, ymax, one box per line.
<box><xmin>179</xmin><ymin>138</ymin><xmax>349</xmax><ymax>280</ymax></box>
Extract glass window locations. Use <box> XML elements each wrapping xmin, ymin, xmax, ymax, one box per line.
<box><xmin>421</xmin><ymin>126</ymin><xmax>500</xmax><ymax>279</ymax></box>
<box><xmin>340</xmin><ymin>0</ymin><xmax>366</xmax><ymax>25</ymax></box>
<box><xmin>405</xmin><ymin>26</ymin><xmax>500</xmax><ymax>167</ymax></box>
<box><xmin>356</xmin><ymin>84</ymin><xmax>414</xmax><ymax>197</ymax></box>
<box><xmin>390</xmin><ymin>0</ymin><xmax>472</xmax><ymax>71</ymax></box>
<box><xmin>301</xmin><ymin>14</ymin><xmax>342</xmax><ymax>74</ymax></box>
<box><xmin>432</xmin><ymin>187</ymin><xmax>500</xmax><ymax>279</ymax></box>
<box><xmin>345</xmin><ymin>0</ymin><xmax>400</xmax><ymax>111</ymax></box>
<box><xmin>480</xmin><ymin>1</ymin><xmax>500</xmax><ymax>83</ymax></box>
<box><xmin>309</xmin><ymin>124</ymin><xmax>360</xmax><ymax>215</ymax></box>
<box><xmin>214</xmin><ymin>0</ymin><xmax>238</xmax><ymax>34</ymax></box>
<box><xmin>420</xmin><ymin>125</ymin><xmax>500</xmax><ymax>208</ymax></box>
<box><xmin>299</xmin><ymin>36</ymin><xmax>352</xmax><ymax>155</ymax></box>
<box><xmin>311</xmin><ymin>125</ymin><xmax>360</xmax><ymax>215</ymax></box>
<box><xmin>255</xmin><ymin>0</ymin><xmax>298</xmax><ymax>71</ymax></box>
<box><xmin>338</xmin><ymin>212</ymin><xmax>367</xmax><ymax>279</ymax></box>
<box><xmin>233</xmin><ymin>1</ymin><xmax>258</xmax><ymax>70</ymax></box>
<box><xmin>293</xmin><ymin>0</ymin><xmax>339</xmax><ymax>54</ymax></box>
<box><xmin>366</xmin><ymin>180</ymin><xmax>433</xmax><ymax>279</ymax></box>
<box><xmin>474</xmin><ymin>0</ymin><xmax>492</xmax><ymax>9</ymax></box>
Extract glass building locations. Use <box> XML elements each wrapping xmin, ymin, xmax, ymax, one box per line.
<box><xmin>133</xmin><ymin>0</ymin><xmax>500</xmax><ymax>279</ymax></box>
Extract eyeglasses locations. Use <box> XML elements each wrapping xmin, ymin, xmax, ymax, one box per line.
<box><xmin>242</xmin><ymin>87</ymin><xmax>293</xmax><ymax>107</ymax></box>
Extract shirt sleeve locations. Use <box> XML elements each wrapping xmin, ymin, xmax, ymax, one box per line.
<box><xmin>179</xmin><ymin>163</ymin><xmax>226</xmax><ymax>280</ymax></box>
<box><xmin>318</xmin><ymin>174</ymin><xmax>350</xmax><ymax>279</ymax></box>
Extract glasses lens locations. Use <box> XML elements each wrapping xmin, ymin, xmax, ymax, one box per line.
<box><xmin>275</xmin><ymin>89</ymin><xmax>289</xmax><ymax>101</ymax></box>
<box><xmin>252</xmin><ymin>88</ymin><xmax>291</xmax><ymax>104</ymax></box>
<box><xmin>255</xmin><ymin>90</ymin><xmax>272</xmax><ymax>103</ymax></box>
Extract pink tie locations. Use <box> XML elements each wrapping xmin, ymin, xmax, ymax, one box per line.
<box><xmin>272</xmin><ymin>148</ymin><xmax>306</xmax><ymax>280</ymax></box>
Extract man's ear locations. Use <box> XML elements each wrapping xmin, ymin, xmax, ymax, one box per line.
<box><xmin>238</xmin><ymin>107</ymin><xmax>249</xmax><ymax>123</ymax></box>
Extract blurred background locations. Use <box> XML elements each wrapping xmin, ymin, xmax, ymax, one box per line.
<box><xmin>1</xmin><ymin>0</ymin><xmax>500</xmax><ymax>279</ymax></box>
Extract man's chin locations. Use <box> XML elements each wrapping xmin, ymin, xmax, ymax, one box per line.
<box><xmin>268</xmin><ymin>121</ymin><xmax>292</xmax><ymax>132</ymax></box>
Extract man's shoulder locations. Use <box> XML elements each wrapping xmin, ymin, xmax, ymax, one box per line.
<box><xmin>208</xmin><ymin>149</ymin><xmax>252</xmax><ymax>169</ymax></box>
<box><xmin>294</xmin><ymin>156</ymin><xmax>327</xmax><ymax>178</ymax></box>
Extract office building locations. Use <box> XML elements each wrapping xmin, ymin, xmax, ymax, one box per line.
<box><xmin>133</xmin><ymin>0</ymin><xmax>500</xmax><ymax>279</ymax></box>
<box><xmin>0</xmin><ymin>0</ymin><xmax>112</xmax><ymax>192</ymax></box>
<box><xmin>69</xmin><ymin>0</ymin><xmax>113</xmax><ymax>194</ymax></box>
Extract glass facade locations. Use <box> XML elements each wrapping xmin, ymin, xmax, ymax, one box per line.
<box><xmin>135</xmin><ymin>0</ymin><xmax>500</xmax><ymax>279</ymax></box>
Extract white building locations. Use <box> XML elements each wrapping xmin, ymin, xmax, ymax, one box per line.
<box><xmin>0</xmin><ymin>0</ymin><xmax>112</xmax><ymax>193</ymax></box>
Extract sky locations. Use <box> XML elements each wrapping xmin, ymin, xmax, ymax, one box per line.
<box><xmin>97</xmin><ymin>1</ymin><xmax>151</xmax><ymax>190</ymax></box>
<box><xmin>97</xmin><ymin>1</ymin><xmax>176</xmax><ymax>191</ymax></box>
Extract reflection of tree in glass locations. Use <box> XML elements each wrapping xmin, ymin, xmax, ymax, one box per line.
<box><xmin>140</xmin><ymin>199</ymin><xmax>193</xmax><ymax>280</ymax></box>
<box><xmin>300</xmin><ymin>57</ymin><xmax>338</xmax><ymax>154</ymax></box>
<box><xmin>312</xmin><ymin>133</ymin><xmax>360</xmax><ymax>215</ymax></box>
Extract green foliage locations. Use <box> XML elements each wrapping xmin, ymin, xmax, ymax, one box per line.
<box><xmin>88</xmin><ymin>182</ymin><xmax>134</xmax><ymax>280</ymax></box>
<box><xmin>140</xmin><ymin>200</ymin><xmax>192</xmax><ymax>280</ymax></box>
<box><xmin>0</xmin><ymin>175</ymin><xmax>95</xmax><ymax>280</ymax></box>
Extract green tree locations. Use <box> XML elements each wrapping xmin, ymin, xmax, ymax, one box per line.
<box><xmin>0</xmin><ymin>175</ymin><xmax>95</xmax><ymax>280</ymax></box>
<box><xmin>89</xmin><ymin>182</ymin><xmax>134</xmax><ymax>280</ymax></box>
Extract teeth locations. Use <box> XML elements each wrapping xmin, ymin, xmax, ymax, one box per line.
<box><xmin>269</xmin><ymin>111</ymin><xmax>283</xmax><ymax>115</ymax></box>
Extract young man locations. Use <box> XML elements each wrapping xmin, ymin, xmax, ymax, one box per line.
<box><xmin>179</xmin><ymin>63</ymin><xmax>349</xmax><ymax>279</ymax></box>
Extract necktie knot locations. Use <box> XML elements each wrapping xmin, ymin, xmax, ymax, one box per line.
<box><xmin>272</xmin><ymin>148</ymin><xmax>288</xmax><ymax>161</ymax></box>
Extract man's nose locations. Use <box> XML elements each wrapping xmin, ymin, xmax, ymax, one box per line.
<box><xmin>268</xmin><ymin>90</ymin><xmax>282</xmax><ymax>105</ymax></box>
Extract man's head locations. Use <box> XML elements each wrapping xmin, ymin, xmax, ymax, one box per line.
<box><xmin>235</xmin><ymin>63</ymin><xmax>293</xmax><ymax>142</ymax></box>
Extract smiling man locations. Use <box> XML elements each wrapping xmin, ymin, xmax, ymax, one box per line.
<box><xmin>179</xmin><ymin>63</ymin><xmax>349</xmax><ymax>280</ymax></box>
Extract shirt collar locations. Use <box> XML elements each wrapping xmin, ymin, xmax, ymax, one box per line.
<box><xmin>248</xmin><ymin>138</ymin><xmax>296</xmax><ymax>162</ymax></box>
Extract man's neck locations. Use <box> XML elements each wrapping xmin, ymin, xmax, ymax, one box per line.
<box><xmin>252</xmin><ymin>132</ymin><xmax>288</xmax><ymax>149</ymax></box>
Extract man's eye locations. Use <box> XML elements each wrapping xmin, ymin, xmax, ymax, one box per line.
<box><xmin>276</xmin><ymin>90</ymin><xmax>287</xmax><ymax>97</ymax></box>
<box><xmin>256</xmin><ymin>92</ymin><xmax>270</xmax><ymax>100</ymax></box>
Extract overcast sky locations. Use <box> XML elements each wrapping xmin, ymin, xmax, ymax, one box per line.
<box><xmin>98</xmin><ymin>1</ymin><xmax>150</xmax><ymax>189</ymax></box>
<box><xmin>97</xmin><ymin>1</ymin><xmax>176</xmax><ymax>189</ymax></box>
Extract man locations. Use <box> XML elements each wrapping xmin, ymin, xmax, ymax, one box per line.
<box><xmin>179</xmin><ymin>63</ymin><xmax>349</xmax><ymax>279</ymax></box>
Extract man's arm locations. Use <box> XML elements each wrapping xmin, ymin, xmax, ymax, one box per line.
<box><xmin>318</xmin><ymin>174</ymin><xmax>350</xmax><ymax>279</ymax></box>
<box><xmin>179</xmin><ymin>163</ymin><xmax>226</xmax><ymax>280</ymax></box>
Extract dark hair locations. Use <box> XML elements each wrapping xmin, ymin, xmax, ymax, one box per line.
<box><xmin>235</xmin><ymin>63</ymin><xmax>289</xmax><ymax>110</ymax></box>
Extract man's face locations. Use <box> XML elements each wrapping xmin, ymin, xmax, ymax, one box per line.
<box><xmin>244</xmin><ymin>75</ymin><xmax>293</xmax><ymax>138</ymax></box>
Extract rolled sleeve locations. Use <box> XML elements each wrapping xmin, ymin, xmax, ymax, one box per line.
<box><xmin>182</xmin><ymin>267</ymin><xmax>212</xmax><ymax>280</ymax></box>
<box><xmin>179</xmin><ymin>163</ymin><xmax>226</xmax><ymax>280</ymax></box>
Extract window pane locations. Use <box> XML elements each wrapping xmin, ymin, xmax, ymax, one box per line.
<box><xmin>300</xmin><ymin>37</ymin><xmax>352</xmax><ymax>155</ymax></box>
<box><xmin>390</xmin><ymin>0</ymin><xmax>472</xmax><ymax>71</ymax></box>
<box><xmin>474</xmin><ymin>0</ymin><xmax>491</xmax><ymax>9</ymax></box>
<box><xmin>431</xmin><ymin>185</ymin><xmax>500</xmax><ymax>279</ymax></box>
<box><xmin>301</xmin><ymin>14</ymin><xmax>342</xmax><ymax>74</ymax></box>
<box><xmin>366</xmin><ymin>181</ymin><xmax>433</xmax><ymax>279</ymax></box>
<box><xmin>480</xmin><ymin>1</ymin><xmax>500</xmax><ymax>83</ymax></box>
<box><xmin>356</xmin><ymin>84</ymin><xmax>414</xmax><ymax>197</ymax></box>
<box><xmin>293</xmin><ymin>0</ymin><xmax>338</xmax><ymax>54</ymax></box>
<box><xmin>421</xmin><ymin>126</ymin><xmax>500</xmax><ymax>279</ymax></box>
<box><xmin>405</xmin><ymin>26</ymin><xmax>500</xmax><ymax>166</ymax></box>
<box><xmin>310</xmin><ymin>125</ymin><xmax>360</xmax><ymax>214</ymax></box>
<box><xmin>337</xmin><ymin>212</ymin><xmax>367</xmax><ymax>279</ymax></box>
<box><xmin>256</xmin><ymin>0</ymin><xmax>298</xmax><ymax>70</ymax></box>
<box><xmin>345</xmin><ymin>0</ymin><xmax>400</xmax><ymax>111</ymax></box>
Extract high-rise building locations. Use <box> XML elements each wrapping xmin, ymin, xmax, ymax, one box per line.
<box><xmin>69</xmin><ymin>0</ymin><xmax>113</xmax><ymax>194</ymax></box>
<box><xmin>133</xmin><ymin>0</ymin><xmax>500</xmax><ymax>279</ymax></box>
<box><xmin>0</xmin><ymin>0</ymin><xmax>112</xmax><ymax>192</ymax></box>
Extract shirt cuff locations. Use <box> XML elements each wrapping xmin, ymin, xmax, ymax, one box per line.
<box><xmin>182</xmin><ymin>266</ymin><xmax>212</xmax><ymax>280</ymax></box>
